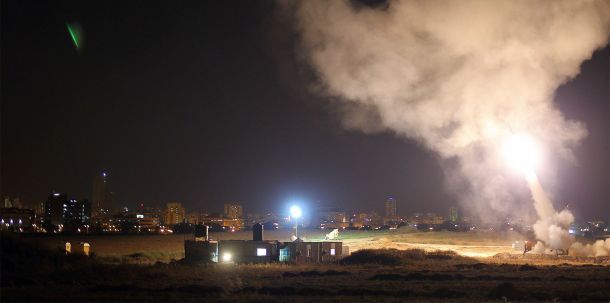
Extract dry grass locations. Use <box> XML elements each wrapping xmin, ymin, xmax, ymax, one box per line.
<box><xmin>3</xmin><ymin>233</ymin><xmax>610</xmax><ymax>302</ymax></box>
<box><xmin>341</xmin><ymin>248</ymin><xmax>473</xmax><ymax>266</ymax></box>
<box><xmin>21</xmin><ymin>229</ymin><xmax>523</xmax><ymax>262</ymax></box>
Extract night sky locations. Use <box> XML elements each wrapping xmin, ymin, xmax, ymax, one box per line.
<box><xmin>2</xmin><ymin>1</ymin><xmax>608</xmax><ymax>220</ymax></box>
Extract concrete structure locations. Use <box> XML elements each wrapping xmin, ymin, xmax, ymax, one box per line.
<box><xmin>202</xmin><ymin>216</ymin><xmax>243</xmax><ymax>230</ymax></box>
<box><xmin>316</xmin><ymin>207</ymin><xmax>348</xmax><ymax>229</ymax></box>
<box><xmin>135</xmin><ymin>206</ymin><xmax>162</xmax><ymax>230</ymax></box>
<box><xmin>92</xmin><ymin>172</ymin><xmax>115</xmax><ymax>216</ymax></box>
<box><xmin>44</xmin><ymin>193</ymin><xmax>90</xmax><ymax>232</ymax></box>
<box><xmin>384</xmin><ymin>197</ymin><xmax>397</xmax><ymax>219</ymax></box>
<box><xmin>63</xmin><ymin>199</ymin><xmax>91</xmax><ymax>230</ymax></box>
<box><xmin>45</xmin><ymin>193</ymin><xmax>67</xmax><ymax>226</ymax></box>
<box><xmin>449</xmin><ymin>206</ymin><xmax>458</xmax><ymax>222</ymax></box>
<box><xmin>411</xmin><ymin>213</ymin><xmax>445</xmax><ymax>225</ymax></box>
<box><xmin>187</xmin><ymin>211</ymin><xmax>209</xmax><ymax>224</ymax></box>
<box><xmin>349</xmin><ymin>212</ymin><xmax>383</xmax><ymax>228</ymax></box>
<box><xmin>165</xmin><ymin>202</ymin><xmax>185</xmax><ymax>225</ymax></box>
<box><xmin>224</xmin><ymin>203</ymin><xmax>243</xmax><ymax>219</ymax></box>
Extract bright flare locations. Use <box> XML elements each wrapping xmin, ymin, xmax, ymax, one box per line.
<box><xmin>289</xmin><ymin>205</ymin><xmax>302</xmax><ymax>219</ymax></box>
<box><xmin>502</xmin><ymin>134</ymin><xmax>540</xmax><ymax>180</ymax></box>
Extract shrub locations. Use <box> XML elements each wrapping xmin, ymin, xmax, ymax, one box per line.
<box><xmin>340</xmin><ymin>248</ymin><xmax>465</xmax><ymax>265</ymax></box>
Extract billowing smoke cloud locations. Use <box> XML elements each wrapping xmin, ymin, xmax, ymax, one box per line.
<box><xmin>287</xmin><ymin>0</ymin><xmax>610</xmax><ymax>254</ymax></box>
<box><xmin>529</xmin><ymin>176</ymin><xmax>574</xmax><ymax>251</ymax></box>
<box><xmin>529</xmin><ymin>176</ymin><xmax>610</xmax><ymax>256</ymax></box>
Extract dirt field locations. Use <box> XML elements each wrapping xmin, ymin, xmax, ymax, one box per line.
<box><xmin>6</xmin><ymin>262</ymin><xmax>609</xmax><ymax>302</ymax></box>
<box><xmin>24</xmin><ymin>229</ymin><xmax>525</xmax><ymax>262</ymax></box>
<box><xmin>4</xmin><ymin>231</ymin><xmax>610</xmax><ymax>302</ymax></box>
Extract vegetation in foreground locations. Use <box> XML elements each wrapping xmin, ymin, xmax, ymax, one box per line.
<box><xmin>19</xmin><ymin>228</ymin><xmax>524</xmax><ymax>262</ymax></box>
<box><xmin>2</xmin><ymin>234</ymin><xmax>609</xmax><ymax>302</ymax></box>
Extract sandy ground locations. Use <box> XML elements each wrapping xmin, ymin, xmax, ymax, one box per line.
<box><xmin>337</xmin><ymin>232</ymin><xmax>516</xmax><ymax>257</ymax></box>
<box><xmin>24</xmin><ymin>228</ymin><xmax>522</xmax><ymax>261</ymax></box>
<box><xmin>6</xmin><ymin>230</ymin><xmax>609</xmax><ymax>302</ymax></box>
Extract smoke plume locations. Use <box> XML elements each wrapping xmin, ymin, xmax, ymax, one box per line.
<box><xmin>529</xmin><ymin>176</ymin><xmax>574</xmax><ymax>251</ymax></box>
<box><xmin>287</xmin><ymin>0</ymin><xmax>610</xmax><ymax>254</ymax></box>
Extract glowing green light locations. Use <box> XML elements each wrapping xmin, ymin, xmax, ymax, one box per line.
<box><xmin>66</xmin><ymin>22</ymin><xmax>82</xmax><ymax>51</ymax></box>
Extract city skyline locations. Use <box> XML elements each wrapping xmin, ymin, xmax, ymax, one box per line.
<box><xmin>2</xmin><ymin>1</ymin><xmax>608</xmax><ymax>222</ymax></box>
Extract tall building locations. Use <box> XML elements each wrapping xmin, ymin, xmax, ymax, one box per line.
<box><xmin>45</xmin><ymin>193</ymin><xmax>67</xmax><ymax>226</ymax></box>
<box><xmin>64</xmin><ymin>199</ymin><xmax>91</xmax><ymax>225</ymax></box>
<box><xmin>92</xmin><ymin>172</ymin><xmax>115</xmax><ymax>216</ymax></box>
<box><xmin>63</xmin><ymin>199</ymin><xmax>91</xmax><ymax>232</ymax></box>
<box><xmin>44</xmin><ymin>193</ymin><xmax>91</xmax><ymax>230</ymax></box>
<box><xmin>224</xmin><ymin>203</ymin><xmax>243</xmax><ymax>219</ymax></box>
<box><xmin>165</xmin><ymin>202</ymin><xmax>185</xmax><ymax>225</ymax></box>
<box><xmin>449</xmin><ymin>206</ymin><xmax>458</xmax><ymax>222</ymax></box>
<box><xmin>384</xmin><ymin>197</ymin><xmax>397</xmax><ymax>219</ymax></box>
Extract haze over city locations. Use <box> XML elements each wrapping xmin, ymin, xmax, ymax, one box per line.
<box><xmin>3</xmin><ymin>1</ymin><xmax>610</xmax><ymax>302</ymax></box>
<box><xmin>2</xmin><ymin>1</ymin><xmax>608</xmax><ymax>222</ymax></box>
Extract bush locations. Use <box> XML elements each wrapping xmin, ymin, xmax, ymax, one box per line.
<box><xmin>340</xmin><ymin>248</ymin><xmax>464</xmax><ymax>265</ymax></box>
<box><xmin>1</xmin><ymin>233</ymin><xmax>95</xmax><ymax>279</ymax></box>
<box><xmin>341</xmin><ymin>249</ymin><xmax>404</xmax><ymax>265</ymax></box>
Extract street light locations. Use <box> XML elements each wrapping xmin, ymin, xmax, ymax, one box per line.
<box><xmin>290</xmin><ymin>205</ymin><xmax>302</xmax><ymax>240</ymax></box>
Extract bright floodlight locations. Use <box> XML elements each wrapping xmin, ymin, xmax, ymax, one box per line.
<box><xmin>502</xmin><ymin>134</ymin><xmax>540</xmax><ymax>178</ymax></box>
<box><xmin>222</xmin><ymin>252</ymin><xmax>232</xmax><ymax>262</ymax></box>
<box><xmin>290</xmin><ymin>205</ymin><xmax>302</xmax><ymax>219</ymax></box>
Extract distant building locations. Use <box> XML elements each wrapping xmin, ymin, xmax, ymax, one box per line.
<box><xmin>3</xmin><ymin>197</ymin><xmax>22</xmax><ymax>208</ymax></box>
<box><xmin>411</xmin><ymin>213</ymin><xmax>445</xmax><ymax>225</ymax></box>
<box><xmin>44</xmin><ymin>193</ymin><xmax>91</xmax><ymax>232</ymax></box>
<box><xmin>187</xmin><ymin>211</ymin><xmax>209</xmax><ymax>224</ymax></box>
<box><xmin>224</xmin><ymin>203</ymin><xmax>243</xmax><ymax>219</ymax></box>
<box><xmin>165</xmin><ymin>202</ymin><xmax>186</xmax><ymax>225</ymax></box>
<box><xmin>246</xmin><ymin>212</ymin><xmax>281</xmax><ymax>229</ymax></box>
<box><xmin>202</xmin><ymin>216</ymin><xmax>243</xmax><ymax>230</ymax></box>
<box><xmin>0</xmin><ymin>207</ymin><xmax>35</xmax><ymax>232</ymax></box>
<box><xmin>138</xmin><ymin>206</ymin><xmax>162</xmax><ymax>222</ymax></box>
<box><xmin>45</xmin><ymin>193</ymin><xmax>68</xmax><ymax>227</ymax></box>
<box><xmin>384</xmin><ymin>198</ymin><xmax>397</xmax><ymax>219</ymax></box>
<box><xmin>349</xmin><ymin>213</ymin><xmax>370</xmax><ymax>228</ymax></box>
<box><xmin>316</xmin><ymin>207</ymin><xmax>348</xmax><ymax>229</ymax></box>
<box><xmin>449</xmin><ymin>206</ymin><xmax>458</xmax><ymax>222</ymax></box>
<box><xmin>92</xmin><ymin>172</ymin><xmax>115</xmax><ymax>216</ymax></box>
<box><xmin>63</xmin><ymin>199</ymin><xmax>91</xmax><ymax>229</ymax></box>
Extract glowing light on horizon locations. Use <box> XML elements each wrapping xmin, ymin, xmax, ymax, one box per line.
<box><xmin>289</xmin><ymin>205</ymin><xmax>302</xmax><ymax>219</ymax></box>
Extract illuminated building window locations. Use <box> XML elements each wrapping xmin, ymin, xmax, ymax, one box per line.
<box><xmin>330</xmin><ymin>248</ymin><xmax>336</xmax><ymax>256</ymax></box>
<box><xmin>257</xmin><ymin>248</ymin><xmax>267</xmax><ymax>256</ymax></box>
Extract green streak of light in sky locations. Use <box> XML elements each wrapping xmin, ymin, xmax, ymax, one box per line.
<box><xmin>66</xmin><ymin>23</ymin><xmax>79</xmax><ymax>49</ymax></box>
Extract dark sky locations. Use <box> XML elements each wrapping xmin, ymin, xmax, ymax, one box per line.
<box><xmin>2</xmin><ymin>1</ymin><xmax>608</xmax><ymax>220</ymax></box>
